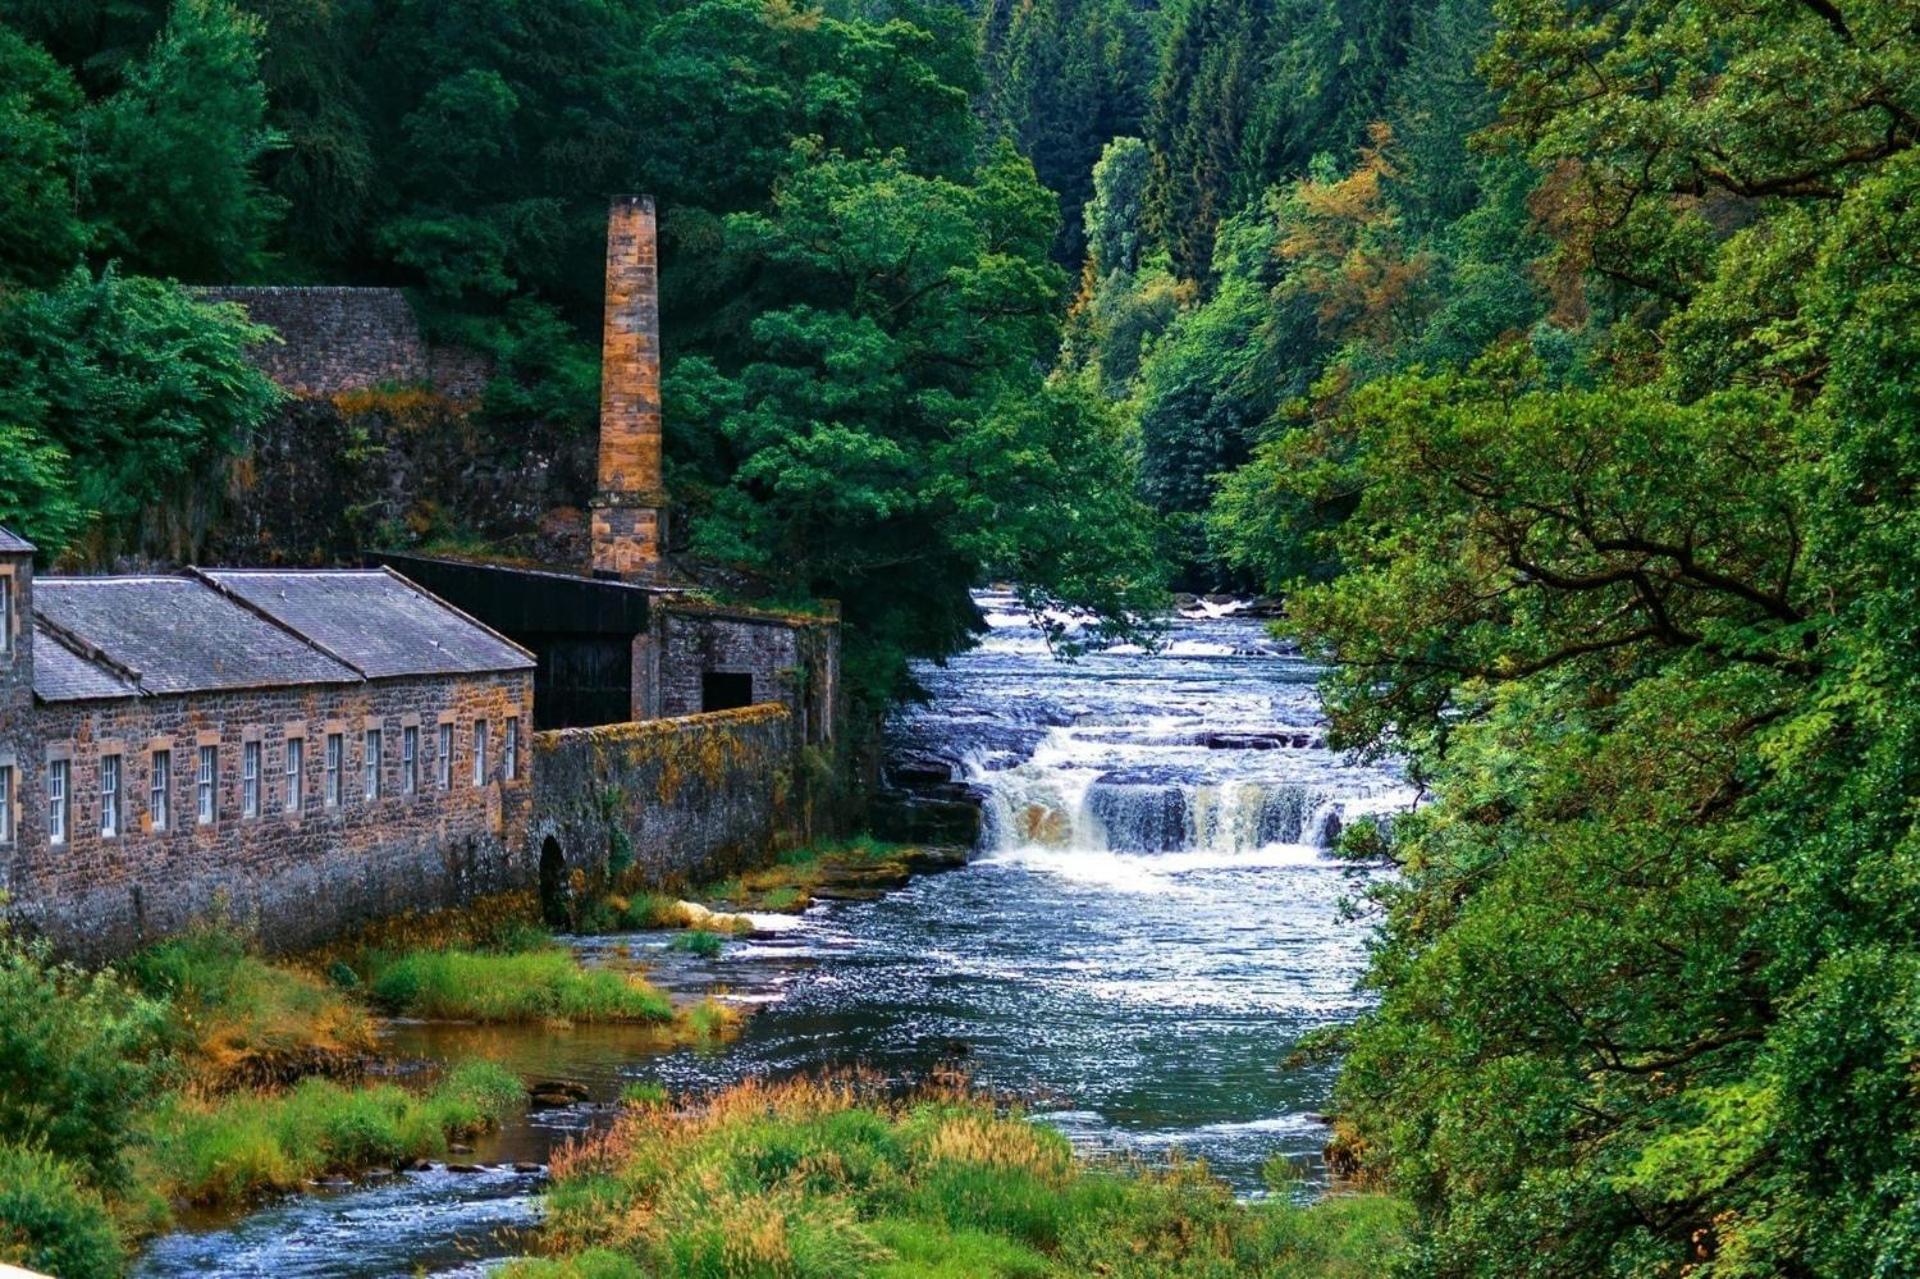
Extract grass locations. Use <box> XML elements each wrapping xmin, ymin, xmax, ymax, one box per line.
<box><xmin>126</xmin><ymin>929</ymin><xmax>376</xmax><ymax>1089</ymax></box>
<box><xmin>668</xmin><ymin>929</ymin><xmax>726</xmax><ymax>958</ymax></box>
<box><xmin>578</xmin><ymin>892</ymin><xmax>753</xmax><ymax>936</ymax></box>
<box><xmin>361</xmin><ymin>947</ymin><xmax>675</xmax><ymax>1023</ymax></box>
<box><xmin>698</xmin><ymin>836</ymin><xmax>954</xmax><ymax>914</ymax></box>
<box><xmin>135</xmin><ymin>1060</ymin><xmax>523</xmax><ymax>1207</ymax></box>
<box><xmin>503</xmin><ymin>1076</ymin><xmax>1409</xmax><ymax>1279</ymax></box>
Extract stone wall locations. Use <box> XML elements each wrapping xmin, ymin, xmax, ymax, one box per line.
<box><xmin>5</xmin><ymin>671</ymin><xmax>533</xmax><ymax>959</ymax></box>
<box><xmin>528</xmin><ymin>703</ymin><xmax>794</xmax><ymax>910</ymax></box>
<box><xmin>197</xmin><ymin>287</ymin><xmax>492</xmax><ymax>400</ymax></box>
<box><xmin>647</xmin><ymin>602</ymin><xmax>839</xmax><ymax>746</ymax></box>
<box><xmin>0</xmin><ymin>546</ymin><xmax>32</xmax><ymax>854</ymax></box>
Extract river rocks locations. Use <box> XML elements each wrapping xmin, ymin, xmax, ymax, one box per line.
<box><xmin>513</xmin><ymin>1161</ymin><xmax>544</xmax><ymax>1174</ymax></box>
<box><xmin>528</xmin><ymin>1079</ymin><xmax>591</xmax><ymax>1108</ymax></box>
<box><xmin>445</xmin><ymin>1163</ymin><xmax>485</xmax><ymax>1175</ymax></box>
<box><xmin>1202</xmin><ymin>730</ymin><xmax>1323</xmax><ymax>750</ymax></box>
<box><xmin>448</xmin><ymin>1142</ymin><xmax>474</xmax><ymax>1154</ymax></box>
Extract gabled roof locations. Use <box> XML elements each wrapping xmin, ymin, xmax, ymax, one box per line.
<box><xmin>33</xmin><ymin>577</ymin><xmax>361</xmax><ymax>700</ymax></box>
<box><xmin>31</xmin><ymin>628</ymin><xmax>142</xmax><ymax>702</ymax></box>
<box><xmin>196</xmin><ymin>568</ymin><xmax>533</xmax><ymax>679</ymax></box>
<box><xmin>0</xmin><ymin>527</ymin><xmax>34</xmax><ymax>554</ymax></box>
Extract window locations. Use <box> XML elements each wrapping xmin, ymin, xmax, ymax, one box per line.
<box><xmin>47</xmin><ymin>760</ymin><xmax>67</xmax><ymax>845</ymax></box>
<box><xmin>197</xmin><ymin>746</ymin><xmax>217</xmax><ymax>825</ymax></box>
<box><xmin>100</xmin><ymin>754</ymin><xmax>120</xmax><ymax>838</ymax></box>
<box><xmin>243</xmin><ymin>742</ymin><xmax>261</xmax><ymax>818</ymax></box>
<box><xmin>284</xmin><ymin>739</ymin><xmax>303</xmax><ymax>813</ymax></box>
<box><xmin>325</xmin><ymin>733</ymin><xmax>342</xmax><ymax>808</ymax></box>
<box><xmin>472</xmin><ymin>720</ymin><xmax>488</xmax><ymax>787</ymax></box>
<box><xmin>402</xmin><ymin>726</ymin><xmax>418</xmax><ymax>795</ymax></box>
<box><xmin>0</xmin><ymin>764</ymin><xmax>13</xmax><ymax>845</ymax></box>
<box><xmin>702</xmin><ymin>671</ymin><xmax>754</xmax><ymax>712</ymax></box>
<box><xmin>150</xmin><ymin>750</ymin><xmax>171</xmax><ymax>832</ymax></box>
<box><xmin>504</xmin><ymin>717</ymin><xmax>519</xmax><ymax>782</ymax></box>
<box><xmin>0</xmin><ymin>573</ymin><xmax>10</xmax><ymax>656</ymax></box>
<box><xmin>363</xmin><ymin>729</ymin><xmax>382</xmax><ymax>800</ymax></box>
<box><xmin>437</xmin><ymin>724</ymin><xmax>453</xmax><ymax>790</ymax></box>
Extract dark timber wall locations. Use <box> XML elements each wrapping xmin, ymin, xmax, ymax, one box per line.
<box><xmin>528</xmin><ymin>703</ymin><xmax>795</xmax><ymax>914</ymax></box>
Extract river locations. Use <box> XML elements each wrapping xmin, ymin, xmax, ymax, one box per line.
<box><xmin>135</xmin><ymin>591</ymin><xmax>1413</xmax><ymax>1278</ymax></box>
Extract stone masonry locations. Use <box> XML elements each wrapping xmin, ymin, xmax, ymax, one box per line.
<box><xmin>590</xmin><ymin>195</ymin><xmax>668</xmax><ymax>579</ymax></box>
<box><xmin>197</xmin><ymin>286</ymin><xmax>493</xmax><ymax>400</ymax></box>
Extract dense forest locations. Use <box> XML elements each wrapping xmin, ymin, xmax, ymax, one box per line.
<box><xmin>3</xmin><ymin>0</ymin><xmax>1919</xmax><ymax>1274</ymax></box>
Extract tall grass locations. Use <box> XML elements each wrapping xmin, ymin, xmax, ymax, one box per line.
<box><xmin>365</xmin><ymin>947</ymin><xmax>674</xmax><ymax>1022</ymax></box>
<box><xmin>137</xmin><ymin>1060</ymin><xmax>522</xmax><ymax>1207</ymax></box>
<box><xmin>127</xmin><ymin>930</ymin><xmax>374</xmax><ymax>1087</ymax></box>
<box><xmin>508</xmin><ymin>1076</ymin><xmax>1408</xmax><ymax>1278</ymax></box>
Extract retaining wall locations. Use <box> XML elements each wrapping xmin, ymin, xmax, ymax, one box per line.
<box><xmin>528</xmin><ymin>703</ymin><xmax>796</xmax><ymax>912</ymax></box>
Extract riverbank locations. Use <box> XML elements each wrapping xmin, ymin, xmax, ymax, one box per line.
<box><xmin>503</xmin><ymin>1076</ymin><xmax>1408</xmax><ymax>1279</ymax></box>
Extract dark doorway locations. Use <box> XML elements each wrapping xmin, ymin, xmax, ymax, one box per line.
<box><xmin>539</xmin><ymin>836</ymin><xmax>569</xmax><ymax>927</ymax></box>
<box><xmin>702</xmin><ymin>671</ymin><xmax>754</xmax><ymax>712</ymax></box>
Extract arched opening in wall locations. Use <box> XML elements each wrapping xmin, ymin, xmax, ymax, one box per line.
<box><xmin>539</xmin><ymin>836</ymin><xmax>569</xmax><ymax>927</ymax></box>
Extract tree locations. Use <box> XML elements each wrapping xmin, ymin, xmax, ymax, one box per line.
<box><xmin>84</xmin><ymin>0</ymin><xmax>283</xmax><ymax>281</ymax></box>
<box><xmin>0</xmin><ymin>268</ymin><xmax>280</xmax><ymax>559</ymax></box>
<box><xmin>0</xmin><ymin>27</ymin><xmax>87</xmax><ymax>288</ymax></box>
<box><xmin>671</xmin><ymin>143</ymin><xmax>1164</xmax><ymax>699</ymax></box>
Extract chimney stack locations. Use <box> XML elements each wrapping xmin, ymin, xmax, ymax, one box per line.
<box><xmin>591</xmin><ymin>195</ymin><xmax>666</xmax><ymax>580</ymax></box>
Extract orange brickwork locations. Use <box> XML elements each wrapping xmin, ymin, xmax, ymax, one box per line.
<box><xmin>592</xmin><ymin>194</ymin><xmax>667</xmax><ymax>579</ymax></box>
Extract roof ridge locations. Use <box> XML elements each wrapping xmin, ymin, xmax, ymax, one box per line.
<box><xmin>184</xmin><ymin>568</ymin><xmax>370</xmax><ymax>682</ymax></box>
<box><xmin>373</xmin><ymin>565</ymin><xmax>538</xmax><ymax>666</ymax></box>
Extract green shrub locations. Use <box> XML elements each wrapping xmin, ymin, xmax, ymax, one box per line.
<box><xmin>365</xmin><ymin>947</ymin><xmax>672</xmax><ymax>1022</ymax></box>
<box><xmin>0</xmin><ymin>1142</ymin><xmax>123</xmax><ymax>1279</ymax></box>
<box><xmin>139</xmin><ymin>1060</ymin><xmax>521</xmax><ymax>1207</ymax></box>
<box><xmin>669</xmin><ymin>929</ymin><xmax>725</xmax><ymax>959</ymax></box>
<box><xmin>0</xmin><ymin>932</ymin><xmax>165</xmax><ymax>1188</ymax></box>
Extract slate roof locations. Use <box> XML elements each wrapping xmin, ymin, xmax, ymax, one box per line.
<box><xmin>197</xmin><ymin>569</ymin><xmax>534</xmax><ymax>679</ymax></box>
<box><xmin>31</xmin><ymin>629</ymin><xmax>141</xmax><ymax>702</ymax></box>
<box><xmin>0</xmin><ymin>526</ymin><xmax>34</xmax><ymax>554</ymax></box>
<box><xmin>32</xmin><ymin>577</ymin><xmax>361</xmax><ymax>700</ymax></box>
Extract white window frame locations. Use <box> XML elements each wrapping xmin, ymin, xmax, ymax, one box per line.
<box><xmin>325</xmin><ymin>733</ymin><xmax>342</xmax><ymax>808</ymax></box>
<box><xmin>242</xmin><ymin>741</ymin><xmax>261</xmax><ymax>819</ymax></box>
<box><xmin>197</xmin><ymin>746</ymin><xmax>217</xmax><ymax>825</ymax></box>
<box><xmin>504</xmin><ymin>717</ymin><xmax>519</xmax><ymax>782</ymax></box>
<box><xmin>437</xmin><ymin>723</ymin><xmax>453</xmax><ymax>790</ymax></box>
<box><xmin>149</xmin><ymin>750</ymin><xmax>170</xmax><ymax>833</ymax></box>
<box><xmin>47</xmin><ymin>759</ymin><xmax>67</xmax><ymax>845</ymax></box>
<box><xmin>0</xmin><ymin>764</ymin><xmax>13</xmax><ymax>845</ymax></box>
<box><xmin>363</xmin><ymin>728</ymin><xmax>382</xmax><ymax>800</ymax></box>
<box><xmin>402</xmin><ymin>726</ymin><xmax>418</xmax><ymax>795</ymax></box>
<box><xmin>100</xmin><ymin>754</ymin><xmax>120</xmax><ymax>838</ymax></box>
<box><xmin>0</xmin><ymin>572</ymin><xmax>11</xmax><ymax>657</ymax></box>
<box><xmin>472</xmin><ymin>720</ymin><xmax>488</xmax><ymax>787</ymax></box>
<box><xmin>284</xmin><ymin>738</ymin><xmax>303</xmax><ymax>814</ymax></box>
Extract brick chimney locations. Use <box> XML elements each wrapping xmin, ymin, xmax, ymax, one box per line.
<box><xmin>591</xmin><ymin>195</ymin><xmax>666</xmax><ymax>580</ymax></box>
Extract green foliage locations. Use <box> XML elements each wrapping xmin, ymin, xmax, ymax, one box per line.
<box><xmin>0</xmin><ymin>1142</ymin><xmax>123</xmax><ymax>1279</ymax></box>
<box><xmin>84</xmin><ymin>0</ymin><xmax>283</xmax><ymax>280</ymax></box>
<box><xmin>0</xmin><ymin>932</ymin><xmax>166</xmax><ymax>1191</ymax></box>
<box><xmin>0</xmin><ymin>26</ymin><xmax>87</xmax><ymax>287</ymax></box>
<box><xmin>125</xmin><ymin>929</ymin><xmax>374</xmax><ymax>1087</ymax></box>
<box><xmin>0</xmin><ymin>267</ymin><xmax>280</xmax><ymax>556</ymax></box>
<box><xmin>365</xmin><ymin>946</ymin><xmax>674</xmax><ymax>1023</ymax></box>
<box><xmin>137</xmin><ymin>1060</ymin><xmax>522</xmax><ymax>1206</ymax></box>
<box><xmin>676</xmin><ymin>142</ymin><xmax>1164</xmax><ymax>697</ymax></box>
<box><xmin>668</xmin><ymin>929</ymin><xmax>725</xmax><ymax>959</ymax></box>
<box><xmin>979</xmin><ymin>0</ymin><xmax>1159</xmax><ymax>263</ymax></box>
<box><xmin>521</xmin><ymin>1076</ymin><xmax>1409</xmax><ymax>1277</ymax></box>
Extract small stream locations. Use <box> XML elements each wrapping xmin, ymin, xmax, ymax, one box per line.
<box><xmin>135</xmin><ymin>592</ymin><xmax>1413</xmax><ymax>1278</ymax></box>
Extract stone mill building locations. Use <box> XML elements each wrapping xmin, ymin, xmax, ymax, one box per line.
<box><xmin>0</xmin><ymin>196</ymin><xmax>840</xmax><ymax>958</ymax></box>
